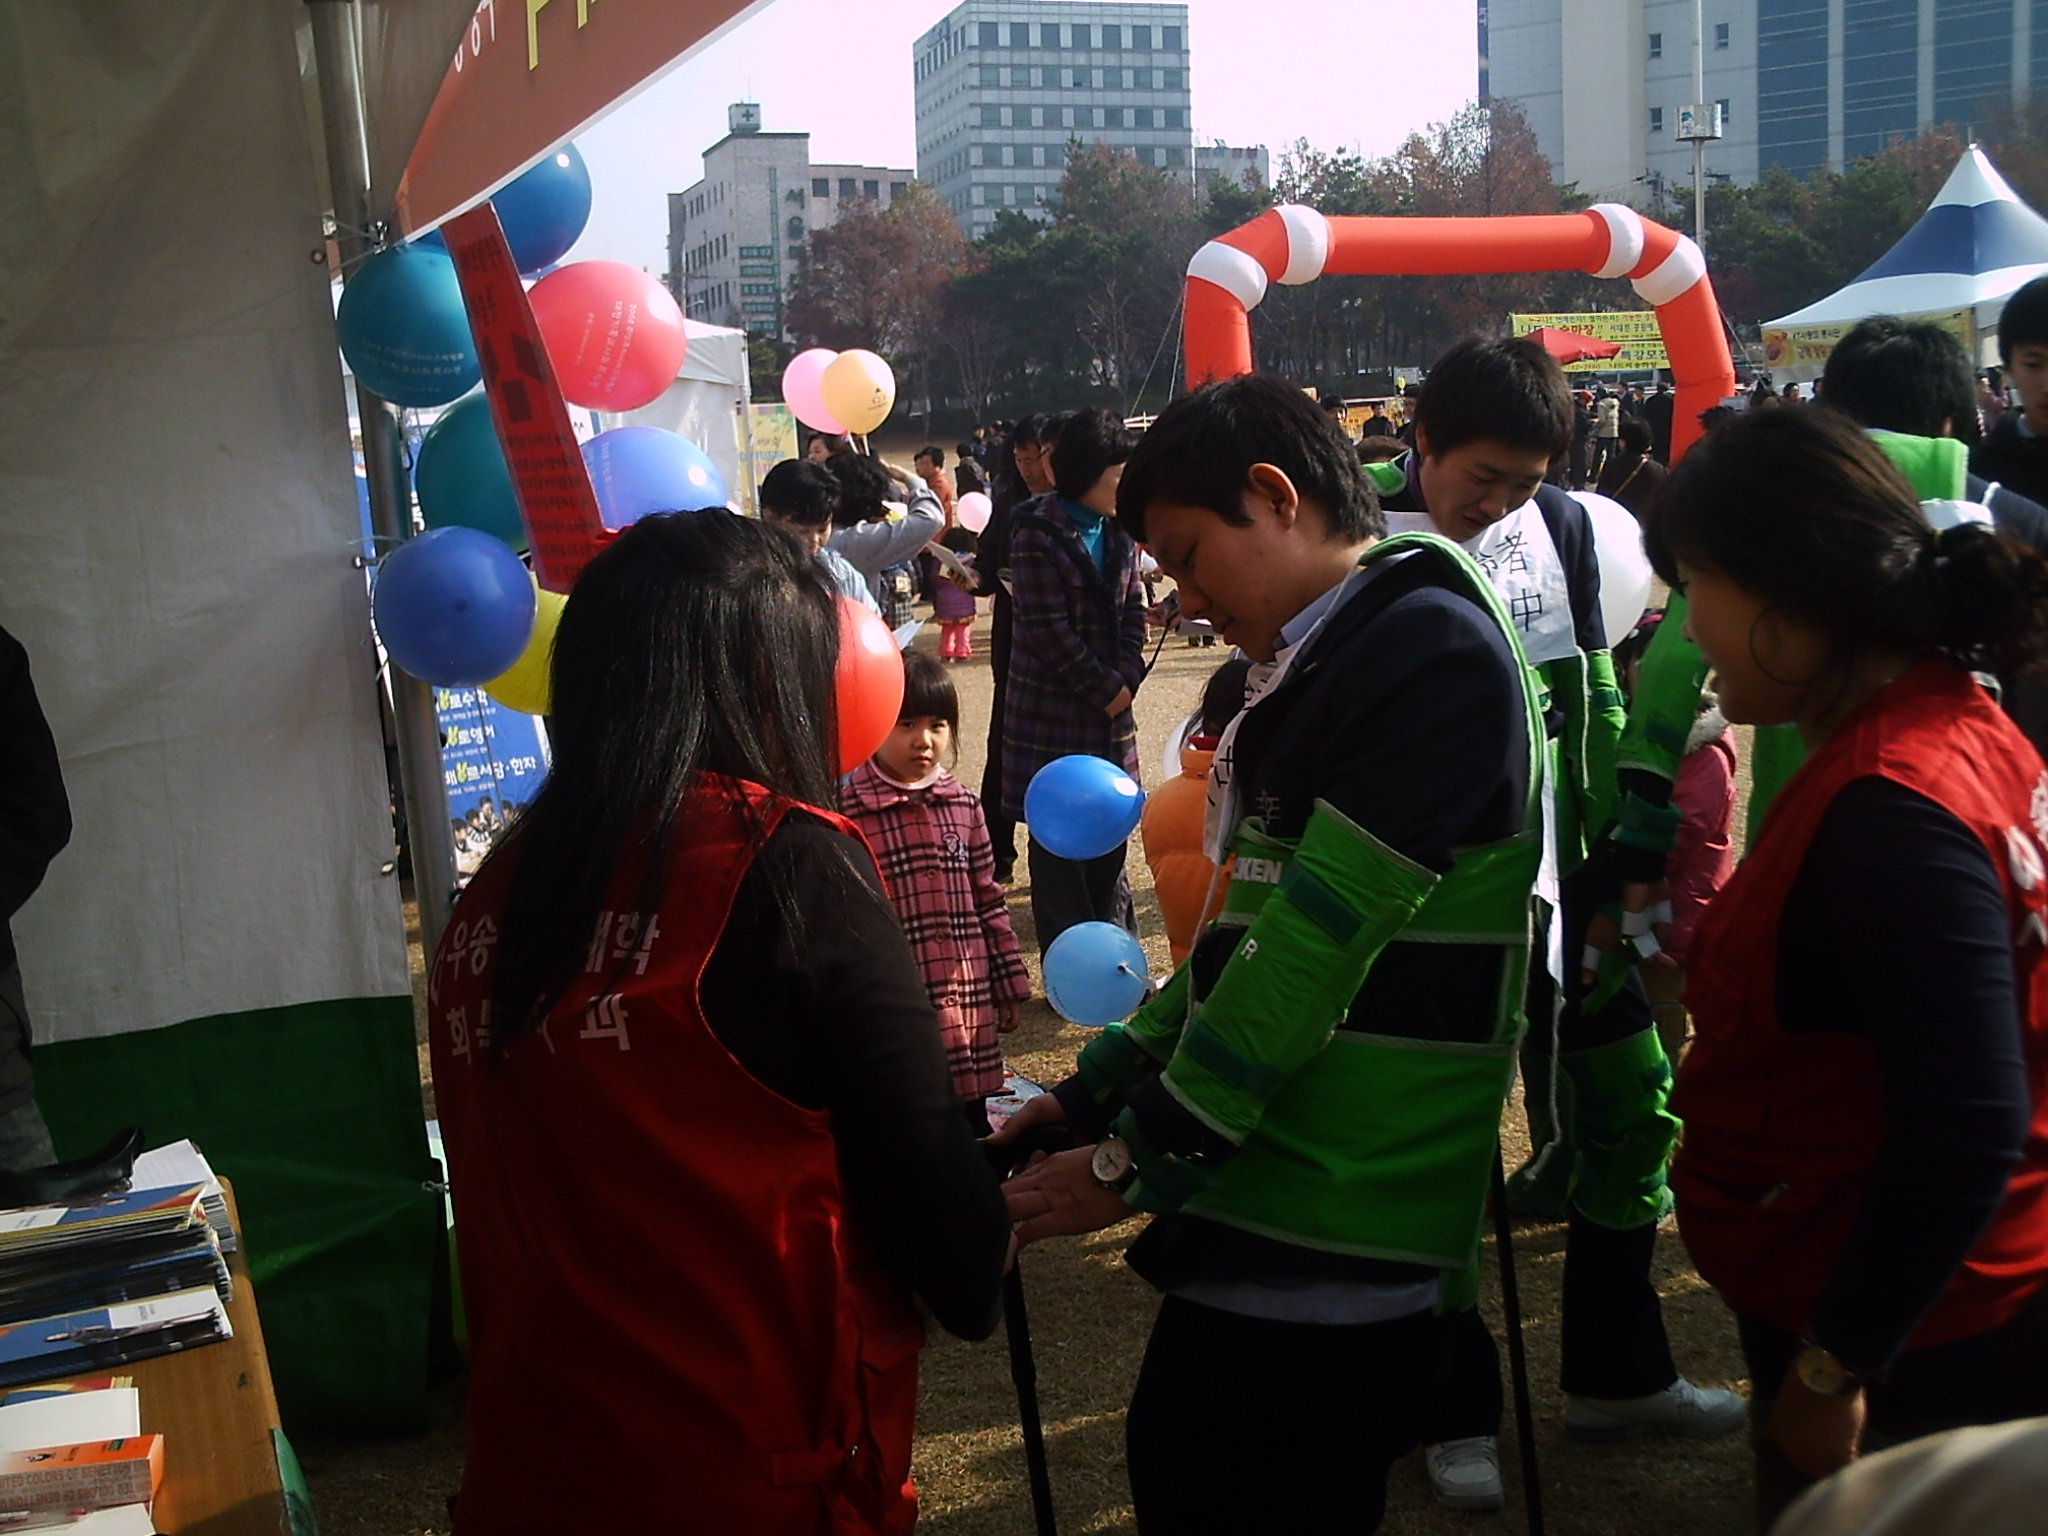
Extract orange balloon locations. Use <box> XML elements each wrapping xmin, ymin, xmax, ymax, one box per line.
<box><xmin>834</xmin><ymin>598</ymin><xmax>904</xmax><ymax>774</ymax></box>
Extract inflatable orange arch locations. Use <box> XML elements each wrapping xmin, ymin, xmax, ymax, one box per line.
<box><xmin>1183</xmin><ymin>205</ymin><xmax>1736</xmax><ymax>461</ymax></box>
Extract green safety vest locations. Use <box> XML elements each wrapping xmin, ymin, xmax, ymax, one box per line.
<box><xmin>1088</xmin><ymin>532</ymin><xmax>1547</xmax><ymax>1271</ymax></box>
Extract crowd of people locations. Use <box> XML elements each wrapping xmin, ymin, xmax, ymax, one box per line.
<box><xmin>419</xmin><ymin>277</ymin><xmax>2048</xmax><ymax>1535</ymax></box>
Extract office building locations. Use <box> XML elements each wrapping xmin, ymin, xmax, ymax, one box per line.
<box><xmin>668</xmin><ymin>103</ymin><xmax>913</xmax><ymax>335</ymax></box>
<box><xmin>1486</xmin><ymin>0</ymin><xmax>2040</xmax><ymax>200</ymax></box>
<box><xmin>913</xmin><ymin>1</ymin><xmax>1195</xmax><ymax>239</ymax></box>
<box><xmin>1196</xmin><ymin>142</ymin><xmax>1271</xmax><ymax>192</ymax></box>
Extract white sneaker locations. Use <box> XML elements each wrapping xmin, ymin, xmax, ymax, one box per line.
<box><xmin>1424</xmin><ymin>1436</ymin><xmax>1505</xmax><ymax>1511</ymax></box>
<box><xmin>1564</xmin><ymin>1377</ymin><xmax>1747</xmax><ymax>1441</ymax></box>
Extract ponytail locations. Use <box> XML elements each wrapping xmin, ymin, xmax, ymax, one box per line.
<box><xmin>1925</xmin><ymin>521</ymin><xmax>2048</xmax><ymax>678</ymax></box>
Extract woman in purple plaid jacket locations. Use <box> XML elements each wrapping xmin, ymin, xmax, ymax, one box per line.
<box><xmin>999</xmin><ymin>408</ymin><xmax>1149</xmax><ymax>956</ymax></box>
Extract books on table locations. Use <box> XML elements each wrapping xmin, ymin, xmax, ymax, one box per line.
<box><xmin>0</xmin><ymin>1383</ymin><xmax>159</xmax><ymax>1531</ymax></box>
<box><xmin>0</xmin><ymin>1142</ymin><xmax>237</xmax><ymax>1393</ymax></box>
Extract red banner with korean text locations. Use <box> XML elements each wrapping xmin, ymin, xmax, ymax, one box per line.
<box><xmin>395</xmin><ymin>0</ymin><xmax>770</xmax><ymax>238</ymax></box>
<box><xmin>442</xmin><ymin>205</ymin><xmax>609</xmax><ymax>593</ymax></box>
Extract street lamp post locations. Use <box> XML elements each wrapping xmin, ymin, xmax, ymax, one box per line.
<box><xmin>1676</xmin><ymin>0</ymin><xmax>1722</xmax><ymax>260</ymax></box>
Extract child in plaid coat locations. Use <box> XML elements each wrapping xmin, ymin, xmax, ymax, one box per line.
<box><xmin>842</xmin><ymin>650</ymin><xmax>1032</xmax><ymax>1133</ymax></box>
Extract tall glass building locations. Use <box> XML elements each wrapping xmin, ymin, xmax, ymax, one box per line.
<box><xmin>913</xmin><ymin>1</ymin><xmax>1195</xmax><ymax>239</ymax></box>
<box><xmin>1486</xmin><ymin>0</ymin><xmax>2042</xmax><ymax>197</ymax></box>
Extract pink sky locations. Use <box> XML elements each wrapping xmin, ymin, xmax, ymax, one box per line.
<box><xmin>570</xmin><ymin>0</ymin><xmax>1483</xmax><ymax>273</ymax></box>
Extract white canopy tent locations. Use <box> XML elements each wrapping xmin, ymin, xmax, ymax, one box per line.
<box><xmin>0</xmin><ymin>0</ymin><xmax>772</xmax><ymax>1432</ymax></box>
<box><xmin>1763</xmin><ymin>147</ymin><xmax>2048</xmax><ymax>380</ymax></box>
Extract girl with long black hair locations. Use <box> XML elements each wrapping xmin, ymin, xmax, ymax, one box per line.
<box><xmin>428</xmin><ymin>511</ymin><xmax>1008</xmax><ymax>1535</ymax></box>
<box><xmin>1647</xmin><ymin>408</ymin><xmax>2048</xmax><ymax>1526</ymax></box>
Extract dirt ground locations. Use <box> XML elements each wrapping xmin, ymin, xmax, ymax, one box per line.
<box><xmin>296</xmin><ymin>597</ymin><xmax>1755</xmax><ymax>1536</ymax></box>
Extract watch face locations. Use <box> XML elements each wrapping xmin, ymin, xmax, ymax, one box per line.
<box><xmin>1796</xmin><ymin>1347</ymin><xmax>1852</xmax><ymax>1396</ymax></box>
<box><xmin>1091</xmin><ymin>1138</ymin><xmax>1134</xmax><ymax>1187</ymax></box>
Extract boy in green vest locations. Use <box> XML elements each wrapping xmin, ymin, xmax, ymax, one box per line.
<box><xmin>998</xmin><ymin>374</ymin><xmax>1542</xmax><ymax>1534</ymax></box>
<box><xmin>1368</xmin><ymin>338</ymin><xmax>1741</xmax><ymax>1508</ymax></box>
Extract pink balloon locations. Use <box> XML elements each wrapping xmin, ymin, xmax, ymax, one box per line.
<box><xmin>528</xmin><ymin>260</ymin><xmax>687</xmax><ymax>412</ymax></box>
<box><xmin>956</xmin><ymin>491</ymin><xmax>993</xmax><ymax>533</ymax></box>
<box><xmin>782</xmin><ymin>347</ymin><xmax>846</xmax><ymax>435</ymax></box>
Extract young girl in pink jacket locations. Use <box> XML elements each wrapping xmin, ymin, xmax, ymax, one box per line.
<box><xmin>841</xmin><ymin>650</ymin><xmax>1031</xmax><ymax>1132</ymax></box>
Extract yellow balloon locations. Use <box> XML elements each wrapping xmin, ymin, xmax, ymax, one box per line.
<box><xmin>483</xmin><ymin>582</ymin><xmax>566</xmax><ymax>716</ymax></box>
<box><xmin>818</xmin><ymin>349</ymin><xmax>897</xmax><ymax>435</ymax></box>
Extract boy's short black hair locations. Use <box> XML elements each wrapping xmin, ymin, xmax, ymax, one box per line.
<box><xmin>1115</xmin><ymin>373</ymin><xmax>1383</xmax><ymax>544</ymax></box>
<box><xmin>1052</xmin><ymin>408</ymin><xmax>1137</xmax><ymax>501</ymax></box>
<box><xmin>1822</xmin><ymin>315</ymin><xmax>1978</xmax><ymax>439</ymax></box>
<box><xmin>1999</xmin><ymin>273</ymin><xmax>2048</xmax><ymax>365</ymax></box>
<box><xmin>898</xmin><ymin>648</ymin><xmax>959</xmax><ymax>730</ymax></box>
<box><xmin>915</xmin><ymin>444</ymin><xmax>946</xmax><ymax>467</ymax></box>
<box><xmin>758</xmin><ymin>459</ymin><xmax>842</xmax><ymax>527</ymax></box>
<box><xmin>1415</xmin><ymin>336</ymin><xmax>1575</xmax><ymax>460</ymax></box>
<box><xmin>1618</xmin><ymin>416</ymin><xmax>1652</xmax><ymax>455</ymax></box>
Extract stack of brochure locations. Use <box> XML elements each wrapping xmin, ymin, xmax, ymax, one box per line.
<box><xmin>0</xmin><ymin>1143</ymin><xmax>234</xmax><ymax>1391</ymax></box>
<box><xmin>0</xmin><ymin>1382</ymin><xmax>161</xmax><ymax>1531</ymax></box>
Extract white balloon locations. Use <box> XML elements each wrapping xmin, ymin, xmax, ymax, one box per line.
<box><xmin>1570</xmin><ymin>490</ymin><xmax>1657</xmax><ymax>649</ymax></box>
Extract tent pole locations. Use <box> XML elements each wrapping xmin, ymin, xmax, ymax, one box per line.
<box><xmin>308</xmin><ymin>0</ymin><xmax>459</xmax><ymax>961</ymax></box>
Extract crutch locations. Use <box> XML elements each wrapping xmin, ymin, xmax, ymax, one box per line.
<box><xmin>1003</xmin><ymin>1261</ymin><xmax>1059</xmax><ymax>1536</ymax></box>
<box><xmin>1493</xmin><ymin>1149</ymin><xmax>1546</xmax><ymax>1536</ymax></box>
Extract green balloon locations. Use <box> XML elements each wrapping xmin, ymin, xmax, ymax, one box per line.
<box><xmin>414</xmin><ymin>393</ymin><xmax>528</xmax><ymax>552</ymax></box>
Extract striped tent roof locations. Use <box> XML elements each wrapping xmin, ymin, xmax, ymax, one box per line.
<box><xmin>1766</xmin><ymin>146</ymin><xmax>2048</xmax><ymax>328</ymax></box>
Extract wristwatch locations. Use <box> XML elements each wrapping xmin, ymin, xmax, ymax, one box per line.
<box><xmin>1090</xmin><ymin>1135</ymin><xmax>1138</xmax><ymax>1196</ymax></box>
<box><xmin>1793</xmin><ymin>1335</ymin><xmax>1868</xmax><ymax>1396</ymax></box>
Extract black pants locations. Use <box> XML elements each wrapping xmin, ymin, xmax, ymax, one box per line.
<box><xmin>1428</xmin><ymin>913</ymin><xmax>1675</xmax><ymax>1439</ymax></box>
<box><xmin>1739</xmin><ymin>1284</ymin><xmax>2048</xmax><ymax>1530</ymax></box>
<box><xmin>1026</xmin><ymin>835</ymin><xmax>1133</xmax><ymax>959</ymax></box>
<box><xmin>981</xmin><ymin>633</ymin><xmax>1017</xmax><ymax>878</ymax></box>
<box><xmin>1127</xmin><ymin>1295</ymin><xmax>1436</xmax><ymax>1535</ymax></box>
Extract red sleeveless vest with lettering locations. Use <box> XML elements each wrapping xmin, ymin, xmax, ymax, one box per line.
<box><xmin>429</xmin><ymin>781</ymin><xmax>924</xmax><ymax>1535</ymax></box>
<box><xmin>1673</xmin><ymin>659</ymin><xmax>2048</xmax><ymax>1348</ymax></box>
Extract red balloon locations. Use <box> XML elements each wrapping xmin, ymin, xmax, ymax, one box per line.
<box><xmin>527</xmin><ymin>260</ymin><xmax>688</xmax><ymax>412</ymax></box>
<box><xmin>834</xmin><ymin>598</ymin><xmax>904</xmax><ymax>775</ymax></box>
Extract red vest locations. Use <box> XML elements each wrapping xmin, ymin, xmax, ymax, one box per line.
<box><xmin>1673</xmin><ymin>659</ymin><xmax>2048</xmax><ymax>1348</ymax></box>
<box><xmin>429</xmin><ymin>782</ymin><xmax>924</xmax><ymax>1535</ymax></box>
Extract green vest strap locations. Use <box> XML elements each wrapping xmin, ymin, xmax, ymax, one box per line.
<box><xmin>1277</xmin><ymin>860</ymin><xmax>1367</xmax><ymax>947</ymax></box>
<box><xmin>1180</xmin><ymin>1017</ymin><xmax>1292</xmax><ymax>1101</ymax></box>
<box><xmin>1613</xmin><ymin>791</ymin><xmax>1683</xmax><ymax>856</ymax></box>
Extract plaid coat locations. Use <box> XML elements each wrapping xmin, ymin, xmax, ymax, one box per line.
<box><xmin>999</xmin><ymin>496</ymin><xmax>1148</xmax><ymax>822</ymax></box>
<box><xmin>840</xmin><ymin>762</ymin><xmax>1031</xmax><ymax>1098</ymax></box>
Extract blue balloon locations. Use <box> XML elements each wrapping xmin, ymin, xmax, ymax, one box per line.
<box><xmin>373</xmin><ymin>527</ymin><xmax>535</xmax><ymax>685</ymax></box>
<box><xmin>415</xmin><ymin>394</ymin><xmax>527</xmax><ymax>551</ymax></box>
<box><xmin>1043</xmin><ymin>923</ymin><xmax>1151</xmax><ymax>1027</ymax></box>
<box><xmin>581</xmin><ymin>427</ymin><xmax>730</xmax><ymax>529</ymax></box>
<box><xmin>1024</xmin><ymin>754</ymin><xmax>1145</xmax><ymax>860</ymax></box>
<box><xmin>407</xmin><ymin>144</ymin><xmax>590</xmax><ymax>275</ymax></box>
<box><xmin>337</xmin><ymin>244</ymin><xmax>479</xmax><ymax>407</ymax></box>
<box><xmin>493</xmin><ymin>143</ymin><xmax>593</xmax><ymax>274</ymax></box>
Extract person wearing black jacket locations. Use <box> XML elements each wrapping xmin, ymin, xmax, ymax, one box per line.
<box><xmin>0</xmin><ymin>624</ymin><xmax>67</xmax><ymax>1172</ymax></box>
<box><xmin>997</xmin><ymin>374</ymin><xmax>1537</xmax><ymax>1536</ymax></box>
<box><xmin>1973</xmin><ymin>274</ymin><xmax>2048</xmax><ymax>509</ymax></box>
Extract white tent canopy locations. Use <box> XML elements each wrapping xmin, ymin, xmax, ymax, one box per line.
<box><xmin>1767</xmin><ymin>146</ymin><xmax>2048</xmax><ymax>336</ymax></box>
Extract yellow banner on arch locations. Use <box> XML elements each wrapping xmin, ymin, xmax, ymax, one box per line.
<box><xmin>1510</xmin><ymin>312</ymin><xmax>1670</xmax><ymax>373</ymax></box>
